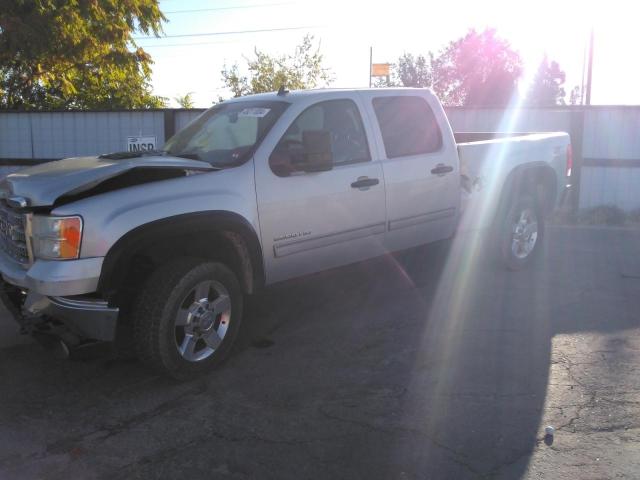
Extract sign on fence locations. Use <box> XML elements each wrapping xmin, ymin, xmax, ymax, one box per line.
<box><xmin>127</xmin><ymin>136</ymin><xmax>157</xmax><ymax>152</ymax></box>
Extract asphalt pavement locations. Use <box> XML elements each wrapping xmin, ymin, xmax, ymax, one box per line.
<box><xmin>0</xmin><ymin>225</ymin><xmax>638</xmax><ymax>480</ymax></box>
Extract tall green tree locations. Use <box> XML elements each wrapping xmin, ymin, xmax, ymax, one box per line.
<box><xmin>527</xmin><ymin>56</ymin><xmax>566</xmax><ymax>105</ymax></box>
<box><xmin>221</xmin><ymin>35</ymin><xmax>332</xmax><ymax>97</ymax></box>
<box><xmin>395</xmin><ymin>53</ymin><xmax>432</xmax><ymax>88</ymax></box>
<box><xmin>431</xmin><ymin>28</ymin><xmax>523</xmax><ymax>106</ymax></box>
<box><xmin>0</xmin><ymin>0</ymin><xmax>167</xmax><ymax>109</ymax></box>
<box><xmin>388</xmin><ymin>29</ymin><xmax>523</xmax><ymax>106</ymax></box>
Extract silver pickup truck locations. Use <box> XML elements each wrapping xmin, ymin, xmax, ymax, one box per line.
<box><xmin>0</xmin><ymin>88</ymin><xmax>571</xmax><ymax>378</ymax></box>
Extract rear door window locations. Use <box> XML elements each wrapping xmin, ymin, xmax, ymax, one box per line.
<box><xmin>372</xmin><ymin>96</ymin><xmax>442</xmax><ymax>158</ymax></box>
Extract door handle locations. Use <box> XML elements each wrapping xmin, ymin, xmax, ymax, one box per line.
<box><xmin>351</xmin><ymin>177</ymin><xmax>380</xmax><ymax>189</ymax></box>
<box><xmin>431</xmin><ymin>164</ymin><xmax>454</xmax><ymax>175</ymax></box>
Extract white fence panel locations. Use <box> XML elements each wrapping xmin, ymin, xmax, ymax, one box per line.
<box><xmin>30</xmin><ymin>111</ymin><xmax>165</xmax><ymax>158</ymax></box>
<box><xmin>580</xmin><ymin>166</ymin><xmax>640</xmax><ymax>210</ymax></box>
<box><xmin>579</xmin><ymin>108</ymin><xmax>640</xmax><ymax>211</ymax></box>
<box><xmin>583</xmin><ymin>108</ymin><xmax>640</xmax><ymax>160</ymax></box>
<box><xmin>444</xmin><ymin>108</ymin><xmax>572</xmax><ymax>133</ymax></box>
<box><xmin>0</xmin><ymin>113</ymin><xmax>33</xmax><ymax>158</ymax></box>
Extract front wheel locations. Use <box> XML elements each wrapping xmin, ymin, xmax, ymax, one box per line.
<box><xmin>498</xmin><ymin>194</ymin><xmax>544</xmax><ymax>270</ymax></box>
<box><xmin>133</xmin><ymin>258</ymin><xmax>243</xmax><ymax>379</ymax></box>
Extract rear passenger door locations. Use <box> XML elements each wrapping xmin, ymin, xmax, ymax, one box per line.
<box><xmin>360</xmin><ymin>92</ymin><xmax>460</xmax><ymax>251</ymax></box>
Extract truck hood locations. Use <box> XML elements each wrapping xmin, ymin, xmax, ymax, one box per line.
<box><xmin>0</xmin><ymin>155</ymin><xmax>215</xmax><ymax>207</ymax></box>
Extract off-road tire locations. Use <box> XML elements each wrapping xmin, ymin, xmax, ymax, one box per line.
<box><xmin>132</xmin><ymin>258</ymin><xmax>243</xmax><ymax>379</ymax></box>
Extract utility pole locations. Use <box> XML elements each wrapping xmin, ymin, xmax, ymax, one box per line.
<box><xmin>580</xmin><ymin>43</ymin><xmax>586</xmax><ymax>105</ymax></box>
<box><xmin>369</xmin><ymin>47</ymin><xmax>373</xmax><ymax>88</ymax></box>
<box><xmin>585</xmin><ymin>28</ymin><xmax>594</xmax><ymax>105</ymax></box>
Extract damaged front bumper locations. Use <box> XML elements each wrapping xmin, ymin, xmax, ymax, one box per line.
<box><xmin>22</xmin><ymin>293</ymin><xmax>118</xmax><ymax>341</ymax></box>
<box><xmin>0</xmin><ymin>252</ymin><xmax>119</xmax><ymax>342</ymax></box>
<box><xmin>0</xmin><ymin>282</ymin><xmax>118</xmax><ymax>342</ymax></box>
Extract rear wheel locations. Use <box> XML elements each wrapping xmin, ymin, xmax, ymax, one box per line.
<box><xmin>499</xmin><ymin>194</ymin><xmax>544</xmax><ymax>270</ymax></box>
<box><xmin>133</xmin><ymin>258</ymin><xmax>243</xmax><ymax>379</ymax></box>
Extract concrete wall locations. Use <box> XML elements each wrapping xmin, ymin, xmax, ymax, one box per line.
<box><xmin>1</xmin><ymin>106</ymin><xmax>639</xmax><ymax>211</ymax></box>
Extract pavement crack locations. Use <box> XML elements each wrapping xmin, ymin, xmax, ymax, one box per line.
<box><xmin>44</xmin><ymin>383</ymin><xmax>208</xmax><ymax>456</ymax></box>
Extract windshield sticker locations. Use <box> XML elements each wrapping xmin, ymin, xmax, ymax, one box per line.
<box><xmin>238</xmin><ymin>107</ymin><xmax>271</xmax><ymax>118</ymax></box>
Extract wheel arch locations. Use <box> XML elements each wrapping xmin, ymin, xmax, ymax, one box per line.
<box><xmin>497</xmin><ymin>162</ymin><xmax>558</xmax><ymax>219</ymax></box>
<box><xmin>98</xmin><ymin>211</ymin><xmax>265</xmax><ymax>306</ymax></box>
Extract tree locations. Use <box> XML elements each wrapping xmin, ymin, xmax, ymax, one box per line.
<box><xmin>175</xmin><ymin>92</ymin><xmax>195</xmax><ymax>108</ymax></box>
<box><xmin>0</xmin><ymin>0</ymin><xmax>167</xmax><ymax>110</ymax></box>
<box><xmin>527</xmin><ymin>56</ymin><xmax>566</xmax><ymax>105</ymax></box>
<box><xmin>379</xmin><ymin>53</ymin><xmax>431</xmax><ymax>89</ymax></box>
<box><xmin>569</xmin><ymin>85</ymin><xmax>582</xmax><ymax>105</ymax></box>
<box><xmin>372</xmin><ymin>76</ymin><xmax>395</xmax><ymax>88</ymax></box>
<box><xmin>386</xmin><ymin>29</ymin><xmax>522</xmax><ymax>106</ymax></box>
<box><xmin>430</xmin><ymin>28</ymin><xmax>523</xmax><ymax>106</ymax></box>
<box><xmin>395</xmin><ymin>53</ymin><xmax>432</xmax><ymax>88</ymax></box>
<box><xmin>221</xmin><ymin>35</ymin><xmax>332</xmax><ymax>97</ymax></box>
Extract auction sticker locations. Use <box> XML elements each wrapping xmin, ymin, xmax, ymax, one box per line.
<box><xmin>238</xmin><ymin>108</ymin><xmax>271</xmax><ymax>118</ymax></box>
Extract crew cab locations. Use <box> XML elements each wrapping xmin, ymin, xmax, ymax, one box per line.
<box><xmin>0</xmin><ymin>88</ymin><xmax>571</xmax><ymax>378</ymax></box>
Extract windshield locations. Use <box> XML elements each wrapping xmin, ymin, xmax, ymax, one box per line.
<box><xmin>163</xmin><ymin>100</ymin><xmax>289</xmax><ymax>167</ymax></box>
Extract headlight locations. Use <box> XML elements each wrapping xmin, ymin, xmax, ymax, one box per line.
<box><xmin>31</xmin><ymin>216</ymin><xmax>83</xmax><ymax>260</ymax></box>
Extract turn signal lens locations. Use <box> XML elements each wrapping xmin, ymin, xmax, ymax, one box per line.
<box><xmin>59</xmin><ymin>218</ymin><xmax>82</xmax><ymax>258</ymax></box>
<box><xmin>31</xmin><ymin>216</ymin><xmax>83</xmax><ymax>260</ymax></box>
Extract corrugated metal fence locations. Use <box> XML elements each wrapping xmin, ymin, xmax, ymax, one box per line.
<box><xmin>445</xmin><ymin>106</ymin><xmax>640</xmax><ymax>211</ymax></box>
<box><xmin>0</xmin><ymin>110</ymin><xmax>199</xmax><ymax>161</ymax></box>
<box><xmin>0</xmin><ymin>106</ymin><xmax>639</xmax><ymax>211</ymax></box>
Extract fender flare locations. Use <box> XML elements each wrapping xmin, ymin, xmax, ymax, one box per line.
<box><xmin>97</xmin><ymin>211</ymin><xmax>265</xmax><ymax>297</ymax></box>
<box><xmin>498</xmin><ymin>161</ymin><xmax>558</xmax><ymax>217</ymax></box>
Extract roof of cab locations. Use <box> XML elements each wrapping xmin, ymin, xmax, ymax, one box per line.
<box><xmin>223</xmin><ymin>87</ymin><xmax>434</xmax><ymax>104</ymax></box>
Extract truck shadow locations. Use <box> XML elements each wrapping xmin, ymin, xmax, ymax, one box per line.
<box><xmin>0</xmin><ymin>226</ymin><xmax>638</xmax><ymax>479</ymax></box>
<box><xmin>235</xmin><ymin>238</ymin><xmax>556</xmax><ymax>478</ymax></box>
<box><xmin>232</xmin><ymin>226</ymin><xmax>640</xmax><ymax>478</ymax></box>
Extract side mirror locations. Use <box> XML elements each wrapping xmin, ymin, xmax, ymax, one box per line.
<box><xmin>269</xmin><ymin>130</ymin><xmax>333</xmax><ymax>177</ymax></box>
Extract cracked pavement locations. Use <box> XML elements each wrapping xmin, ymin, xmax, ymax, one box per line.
<box><xmin>0</xmin><ymin>225</ymin><xmax>638</xmax><ymax>479</ymax></box>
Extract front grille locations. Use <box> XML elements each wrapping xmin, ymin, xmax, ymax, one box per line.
<box><xmin>0</xmin><ymin>203</ymin><xmax>29</xmax><ymax>264</ymax></box>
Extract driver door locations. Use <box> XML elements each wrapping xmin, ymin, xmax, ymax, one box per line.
<box><xmin>254</xmin><ymin>96</ymin><xmax>387</xmax><ymax>284</ymax></box>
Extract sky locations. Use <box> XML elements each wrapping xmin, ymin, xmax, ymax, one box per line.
<box><xmin>138</xmin><ymin>0</ymin><xmax>639</xmax><ymax>107</ymax></box>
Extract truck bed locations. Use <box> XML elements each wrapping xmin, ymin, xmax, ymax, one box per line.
<box><xmin>455</xmin><ymin>131</ymin><xmax>571</xmax><ymax>225</ymax></box>
<box><xmin>454</xmin><ymin>132</ymin><xmax>536</xmax><ymax>144</ymax></box>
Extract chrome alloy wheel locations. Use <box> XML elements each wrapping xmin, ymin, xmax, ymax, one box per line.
<box><xmin>174</xmin><ymin>280</ymin><xmax>231</xmax><ymax>362</ymax></box>
<box><xmin>511</xmin><ymin>208</ymin><xmax>538</xmax><ymax>259</ymax></box>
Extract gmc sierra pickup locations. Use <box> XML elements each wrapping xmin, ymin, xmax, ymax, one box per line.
<box><xmin>0</xmin><ymin>88</ymin><xmax>571</xmax><ymax>378</ymax></box>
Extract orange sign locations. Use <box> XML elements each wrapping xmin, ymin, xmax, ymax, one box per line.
<box><xmin>371</xmin><ymin>63</ymin><xmax>390</xmax><ymax>76</ymax></box>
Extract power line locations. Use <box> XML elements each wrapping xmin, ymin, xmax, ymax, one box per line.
<box><xmin>139</xmin><ymin>39</ymin><xmax>257</xmax><ymax>48</ymax></box>
<box><xmin>138</xmin><ymin>28</ymin><xmax>322</xmax><ymax>48</ymax></box>
<box><xmin>133</xmin><ymin>25</ymin><xmax>316</xmax><ymax>40</ymax></box>
<box><xmin>163</xmin><ymin>2</ymin><xmax>293</xmax><ymax>14</ymax></box>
